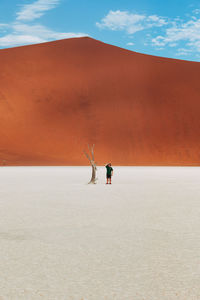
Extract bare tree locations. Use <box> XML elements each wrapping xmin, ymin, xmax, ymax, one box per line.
<box><xmin>83</xmin><ymin>144</ymin><xmax>97</xmax><ymax>184</ymax></box>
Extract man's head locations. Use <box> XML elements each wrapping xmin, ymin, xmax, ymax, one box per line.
<box><xmin>108</xmin><ymin>163</ymin><xmax>111</xmax><ymax>166</ymax></box>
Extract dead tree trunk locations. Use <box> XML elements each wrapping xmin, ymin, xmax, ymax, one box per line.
<box><xmin>83</xmin><ymin>144</ymin><xmax>97</xmax><ymax>184</ymax></box>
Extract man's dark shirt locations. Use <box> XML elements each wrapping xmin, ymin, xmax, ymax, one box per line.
<box><xmin>106</xmin><ymin>165</ymin><xmax>113</xmax><ymax>176</ymax></box>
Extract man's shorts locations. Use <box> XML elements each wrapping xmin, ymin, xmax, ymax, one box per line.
<box><xmin>106</xmin><ymin>174</ymin><xmax>111</xmax><ymax>179</ymax></box>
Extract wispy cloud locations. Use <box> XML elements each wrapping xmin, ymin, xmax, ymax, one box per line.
<box><xmin>0</xmin><ymin>23</ymin><xmax>88</xmax><ymax>47</ymax></box>
<box><xmin>0</xmin><ymin>0</ymin><xmax>88</xmax><ymax>48</ymax></box>
<box><xmin>176</xmin><ymin>48</ymin><xmax>193</xmax><ymax>56</ymax></box>
<box><xmin>96</xmin><ymin>10</ymin><xmax>167</xmax><ymax>34</ymax></box>
<box><xmin>16</xmin><ymin>0</ymin><xmax>60</xmax><ymax>21</ymax></box>
<box><xmin>152</xmin><ymin>18</ymin><xmax>200</xmax><ymax>53</ymax></box>
<box><xmin>0</xmin><ymin>34</ymin><xmax>45</xmax><ymax>47</ymax></box>
<box><xmin>96</xmin><ymin>8</ymin><xmax>200</xmax><ymax>59</ymax></box>
<box><xmin>0</xmin><ymin>24</ymin><xmax>8</xmax><ymax>28</ymax></box>
<box><xmin>13</xmin><ymin>23</ymin><xmax>86</xmax><ymax>40</ymax></box>
<box><xmin>193</xmin><ymin>8</ymin><xmax>200</xmax><ymax>15</ymax></box>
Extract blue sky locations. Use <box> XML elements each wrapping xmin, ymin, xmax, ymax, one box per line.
<box><xmin>1</xmin><ymin>0</ymin><xmax>200</xmax><ymax>61</ymax></box>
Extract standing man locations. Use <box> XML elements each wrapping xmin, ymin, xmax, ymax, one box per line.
<box><xmin>105</xmin><ymin>163</ymin><xmax>113</xmax><ymax>184</ymax></box>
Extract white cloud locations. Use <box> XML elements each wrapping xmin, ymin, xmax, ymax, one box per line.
<box><xmin>0</xmin><ymin>23</ymin><xmax>88</xmax><ymax>47</ymax></box>
<box><xmin>193</xmin><ymin>8</ymin><xmax>200</xmax><ymax>15</ymax></box>
<box><xmin>0</xmin><ymin>0</ymin><xmax>88</xmax><ymax>48</ymax></box>
<box><xmin>96</xmin><ymin>10</ymin><xmax>145</xmax><ymax>32</ymax></box>
<box><xmin>13</xmin><ymin>23</ymin><xmax>87</xmax><ymax>39</ymax></box>
<box><xmin>0</xmin><ymin>34</ymin><xmax>45</xmax><ymax>47</ymax></box>
<box><xmin>96</xmin><ymin>10</ymin><xmax>167</xmax><ymax>34</ymax></box>
<box><xmin>152</xmin><ymin>18</ymin><xmax>200</xmax><ymax>52</ymax></box>
<box><xmin>177</xmin><ymin>48</ymin><xmax>193</xmax><ymax>56</ymax></box>
<box><xmin>16</xmin><ymin>0</ymin><xmax>60</xmax><ymax>21</ymax></box>
<box><xmin>127</xmin><ymin>42</ymin><xmax>134</xmax><ymax>46</ymax></box>
<box><xmin>0</xmin><ymin>24</ymin><xmax>8</xmax><ymax>28</ymax></box>
<box><xmin>147</xmin><ymin>15</ymin><xmax>167</xmax><ymax>26</ymax></box>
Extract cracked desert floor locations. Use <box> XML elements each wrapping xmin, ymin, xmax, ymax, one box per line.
<box><xmin>0</xmin><ymin>166</ymin><xmax>200</xmax><ymax>300</ymax></box>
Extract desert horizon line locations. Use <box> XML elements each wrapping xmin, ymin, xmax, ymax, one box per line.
<box><xmin>0</xmin><ymin>36</ymin><xmax>199</xmax><ymax>64</ymax></box>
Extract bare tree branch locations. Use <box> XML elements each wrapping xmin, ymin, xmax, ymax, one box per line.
<box><xmin>87</xmin><ymin>144</ymin><xmax>95</xmax><ymax>162</ymax></box>
<box><xmin>83</xmin><ymin>145</ymin><xmax>97</xmax><ymax>184</ymax></box>
<box><xmin>83</xmin><ymin>150</ymin><xmax>92</xmax><ymax>165</ymax></box>
<box><xmin>91</xmin><ymin>144</ymin><xmax>95</xmax><ymax>161</ymax></box>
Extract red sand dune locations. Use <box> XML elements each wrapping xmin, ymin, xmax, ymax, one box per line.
<box><xmin>0</xmin><ymin>37</ymin><xmax>200</xmax><ymax>166</ymax></box>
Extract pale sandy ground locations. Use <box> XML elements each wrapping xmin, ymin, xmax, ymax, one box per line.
<box><xmin>0</xmin><ymin>167</ymin><xmax>200</xmax><ymax>300</ymax></box>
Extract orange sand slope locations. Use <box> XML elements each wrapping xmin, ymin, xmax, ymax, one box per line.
<box><xmin>0</xmin><ymin>37</ymin><xmax>200</xmax><ymax>166</ymax></box>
